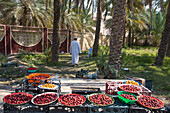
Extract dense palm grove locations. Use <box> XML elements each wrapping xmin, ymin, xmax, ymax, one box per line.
<box><xmin>0</xmin><ymin>0</ymin><xmax>170</xmax><ymax>77</ymax></box>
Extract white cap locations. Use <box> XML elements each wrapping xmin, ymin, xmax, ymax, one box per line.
<box><xmin>74</xmin><ymin>36</ymin><xmax>77</xmax><ymax>40</ymax></box>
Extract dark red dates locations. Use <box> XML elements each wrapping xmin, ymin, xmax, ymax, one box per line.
<box><xmin>137</xmin><ymin>95</ymin><xmax>164</xmax><ymax>109</ymax></box>
<box><xmin>119</xmin><ymin>84</ymin><xmax>141</xmax><ymax>93</ymax></box>
<box><xmin>3</xmin><ymin>92</ymin><xmax>33</xmax><ymax>105</ymax></box>
<box><xmin>89</xmin><ymin>94</ymin><xmax>114</xmax><ymax>106</ymax></box>
<box><xmin>58</xmin><ymin>94</ymin><xmax>86</xmax><ymax>106</ymax></box>
<box><xmin>120</xmin><ymin>94</ymin><xmax>136</xmax><ymax>100</ymax></box>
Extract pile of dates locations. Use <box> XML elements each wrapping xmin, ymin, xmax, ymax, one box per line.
<box><xmin>137</xmin><ymin>95</ymin><xmax>164</xmax><ymax>109</ymax></box>
<box><xmin>40</xmin><ymin>83</ymin><xmax>56</xmax><ymax>89</ymax></box>
<box><xmin>58</xmin><ymin>94</ymin><xmax>86</xmax><ymax>106</ymax></box>
<box><xmin>120</xmin><ymin>94</ymin><xmax>136</xmax><ymax>100</ymax></box>
<box><xmin>33</xmin><ymin>93</ymin><xmax>58</xmax><ymax>105</ymax></box>
<box><xmin>89</xmin><ymin>94</ymin><xmax>113</xmax><ymax>106</ymax></box>
<box><xmin>3</xmin><ymin>92</ymin><xmax>33</xmax><ymax>105</ymax></box>
<box><xmin>119</xmin><ymin>84</ymin><xmax>141</xmax><ymax>93</ymax></box>
<box><xmin>30</xmin><ymin>75</ymin><xmax>49</xmax><ymax>79</ymax></box>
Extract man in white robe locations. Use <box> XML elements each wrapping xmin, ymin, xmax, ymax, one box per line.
<box><xmin>70</xmin><ymin>37</ymin><xmax>81</xmax><ymax>67</ymax></box>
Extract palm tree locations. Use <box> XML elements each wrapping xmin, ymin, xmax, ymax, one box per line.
<box><xmin>146</xmin><ymin>0</ymin><xmax>153</xmax><ymax>29</ymax></box>
<box><xmin>52</xmin><ymin>0</ymin><xmax>60</xmax><ymax>62</ymax></box>
<box><xmin>92</xmin><ymin>0</ymin><xmax>102</xmax><ymax>57</ymax></box>
<box><xmin>151</xmin><ymin>11</ymin><xmax>166</xmax><ymax>46</ymax></box>
<box><xmin>0</xmin><ymin>0</ymin><xmax>53</xmax><ymax>27</ymax></box>
<box><xmin>155</xmin><ymin>1</ymin><xmax>170</xmax><ymax>65</ymax></box>
<box><xmin>166</xmin><ymin>39</ymin><xmax>170</xmax><ymax>57</ymax></box>
<box><xmin>108</xmin><ymin>0</ymin><xmax>127</xmax><ymax>77</ymax></box>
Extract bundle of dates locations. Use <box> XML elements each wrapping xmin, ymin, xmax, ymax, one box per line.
<box><xmin>58</xmin><ymin>94</ymin><xmax>86</xmax><ymax>106</ymax></box>
<box><xmin>3</xmin><ymin>92</ymin><xmax>33</xmax><ymax>105</ymax></box>
<box><xmin>119</xmin><ymin>84</ymin><xmax>141</xmax><ymax>93</ymax></box>
<box><xmin>120</xmin><ymin>94</ymin><xmax>136</xmax><ymax>100</ymax></box>
<box><xmin>33</xmin><ymin>93</ymin><xmax>58</xmax><ymax>105</ymax></box>
<box><xmin>88</xmin><ymin>93</ymin><xmax>114</xmax><ymax>106</ymax></box>
<box><xmin>30</xmin><ymin>75</ymin><xmax>49</xmax><ymax>79</ymax></box>
<box><xmin>137</xmin><ymin>95</ymin><xmax>164</xmax><ymax>109</ymax></box>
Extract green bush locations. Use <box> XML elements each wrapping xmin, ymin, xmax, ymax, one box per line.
<box><xmin>94</xmin><ymin>46</ymin><xmax>109</xmax><ymax>74</ymax></box>
<box><xmin>0</xmin><ymin>53</ymin><xmax>6</xmax><ymax>63</ymax></box>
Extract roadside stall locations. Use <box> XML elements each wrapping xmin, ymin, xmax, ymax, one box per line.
<box><xmin>3</xmin><ymin>73</ymin><xmax>167</xmax><ymax>113</ymax></box>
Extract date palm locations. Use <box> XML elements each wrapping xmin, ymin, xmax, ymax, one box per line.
<box><xmin>155</xmin><ymin>1</ymin><xmax>170</xmax><ymax>65</ymax></box>
<box><xmin>52</xmin><ymin>0</ymin><xmax>60</xmax><ymax>62</ymax></box>
<box><xmin>108</xmin><ymin>0</ymin><xmax>127</xmax><ymax>77</ymax></box>
<box><xmin>92</xmin><ymin>0</ymin><xmax>102</xmax><ymax>57</ymax></box>
<box><xmin>166</xmin><ymin>39</ymin><xmax>170</xmax><ymax>57</ymax></box>
<box><xmin>0</xmin><ymin>0</ymin><xmax>53</xmax><ymax>27</ymax></box>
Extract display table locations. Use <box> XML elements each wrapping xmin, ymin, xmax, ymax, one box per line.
<box><xmin>3</xmin><ymin>79</ymin><xmax>167</xmax><ymax>113</ymax></box>
<box><xmin>3</xmin><ymin>95</ymin><xmax>167</xmax><ymax>113</ymax></box>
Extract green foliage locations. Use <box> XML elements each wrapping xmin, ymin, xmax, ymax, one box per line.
<box><xmin>106</xmin><ymin>64</ymin><xmax>119</xmax><ymax>79</ymax></box>
<box><xmin>43</xmin><ymin>46</ymin><xmax>52</xmax><ymax>64</ymax></box>
<box><xmin>16</xmin><ymin>47</ymin><xmax>52</xmax><ymax>66</ymax></box>
<box><xmin>122</xmin><ymin>47</ymin><xmax>170</xmax><ymax>94</ymax></box>
<box><xmin>0</xmin><ymin>53</ymin><xmax>6</xmax><ymax>63</ymax></box>
<box><xmin>121</xmin><ymin>51</ymin><xmax>135</xmax><ymax>67</ymax></box>
<box><xmin>94</xmin><ymin>46</ymin><xmax>109</xmax><ymax>74</ymax></box>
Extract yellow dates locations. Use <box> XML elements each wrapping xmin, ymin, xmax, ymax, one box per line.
<box><xmin>125</xmin><ymin>80</ymin><xmax>139</xmax><ymax>86</ymax></box>
<box><xmin>40</xmin><ymin>83</ymin><xmax>56</xmax><ymax>88</ymax></box>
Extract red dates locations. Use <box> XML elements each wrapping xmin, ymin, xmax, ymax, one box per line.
<box><xmin>137</xmin><ymin>95</ymin><xmax>164</xmax><ymax>109</ymax></box>
<box><xmin>3</xmin><ymin>92</ymin><xmax>33</xmax><ymax>105</ymax></box>
<box><xmin>119</xmin><ymin>84</ymin><xmax>141</xmax><ymax>93</ymax></box>
<box><xmin>30</xmin><ymin>75</ymin><xmax>49</xmax><ymax>79</ymax></box>
<box><xmin>120</xmin><ymin>94</ymin><xmax>136</xmax><ymax>100</ymax></box>
<box><xmin>58</xmin><ymin>94</ymin><xmax>86</xmax><ymax>106</ymax></box>
<box><xmin>89</xmin><ymin>94</ymin><xmax>114</xmax><ymax>106</ymax></box>
<box><xmin>33</xmin><ymin>93</ymin><xmax>58</xmax><ymax>105</ymax></box>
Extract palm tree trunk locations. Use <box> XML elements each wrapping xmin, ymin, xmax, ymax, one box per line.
<box><xmin>149</xmin><ymin>0</ymin><xmax>153</xmax><ymax>29</ymax></box>
<box><xmin>131</xmin><ymin>0</ymin><xmax>134</xmax><ymax>46</ymax></box>
<box><xmin>82</xmin><ymin>0</ymin><xmax>85</xmax><ymax>14</ymax></box>
<box><xmin>160</xmin><ymin>0</ymin><xmax>164</xmax><ymax>13</ymax></box>
<box><xmin>52</xmin><ymin>0</ymin><xmax>60</xmax><ymax>62</ymax></box>
<box><xmin>61</xmin><ymin>1</ymin><xmax>65</xmax><ymax>29</ymax></box>
<box><xmin>68</xmin><ymin>0</ymin><xmax>71</xmax><ymax>13</ymax></box>
<box><xmin>166</xmin><ymin>39</ymin><xmax>170</xmax><ymax>57</ymax></box>
<box><xmin>92</xmin><ymin>0</ymin><xmax>102</xmax><ymax>57</ymax></box>
<box><xmin>128</xmin><ymin>27</ymin><xmax>131</xmax><ymax>47</ymax></box>
<box><xmin>109</xmin><ymin>0</ymin><xmax>127</xmax><ymax>77</ymax></box>
<box><xmin>132</xmin><ymin>30</ymin><xmax>134</xmax><ymax>46</ymax></box>
<box><xmin>46</xmin><ymin>0</ymin><xmax>48</xmax><ymax>10</ymax></box>
<box><xmin>155</xmin><ymin>1</ymin><xmax>170</xmax><ymax>65</ymax></box>
<box><xmin>123</xmin><ymin>25</ymin><xmax>126</xmax><ymax>48</ymax></box>
<box><xmin>104</xmin><ymin>0</ymin><xmax>108</xmax><ymax>21</ymax></box>
<box><xmin>92</xmin><ymin>1</ymin><xmax>94</xmax><ymax>19</ymax></box>
<box><xmin>46</xmin><ymin>0</ymin><xmax>48</xmax><ymax>27</ymax></box>
<box><xmin>22</xmin><ymin>6</ymin><xmax>27</xmax><ymax>26</ymax></box>
<box><xmin>20</xmin><ymin>0</ymin><xmax>27</xmax><ymax>26</ymax></box>
<box><xmin>76</xmin><ymin>0</ymin><xmax>79</xmax><ymax>14</ymax></box>
<box><xmin>49</xmin><ymin>0</ymin><xmax>52</xmax><ymax>7</ymax></box>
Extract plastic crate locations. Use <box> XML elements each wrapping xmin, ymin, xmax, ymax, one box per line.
<box><xmin>105</xmin><ymin>81</ymin><xmax>123</xmax><ymax>95</ymax></box>
<box><xmin>145</xmin><ymin>80</ymin><xmax>152</xmax><ymax>90</ymax></box>
<box><xmin>139</xmin><ymin>85</ymin><xmax>151</xmax><ymax>96</ymax></box>
<box><xmin>3</xmin><ymin>103</ymin><xmax>20</xmax><ymax>113</ymax></box>
<box><xmin>129</xmin><ymin>102</ymin><xmax>167</xmax><ymax>113</ymax></box>
<box><xmin>49</xmin><ymin>106</ymin><xmax>87</xmax><ymax>113</ymax></box>
<box><xmin>105</xmin><ymin>81</ymin><xmax>151</xmax><ymax>96</ymax></box>
<box><xmin>88</xmin><ymin>97</ymin><xmax>128</xmax><ymax>113</ymax></box>
<box><xmin>3</xmin><ymin>104</ymin><xmax>48</xmax><ymax>113</ymax></box>
<box><xmin>88</xmin><ymin>106</ymin><xmax>128</xmax><ymax>113</ymax></box>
